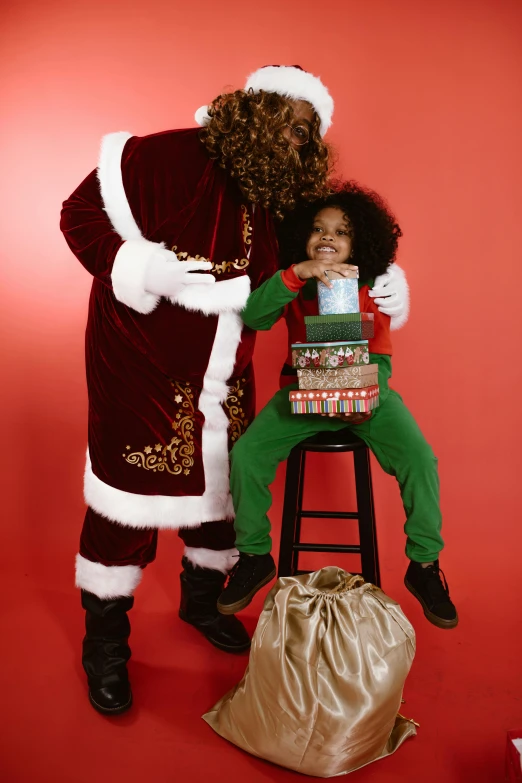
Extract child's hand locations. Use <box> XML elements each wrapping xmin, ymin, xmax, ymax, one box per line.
<box><xmin>293</xmin><ymin>260</ymin><xmax>358</xmax><ymax>289</ymax></box>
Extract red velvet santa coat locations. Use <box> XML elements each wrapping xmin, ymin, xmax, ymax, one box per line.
<box><xmin>61</xmin><ymin>129</ymin><xmax>280</xmax><ymax>530</ymax></box>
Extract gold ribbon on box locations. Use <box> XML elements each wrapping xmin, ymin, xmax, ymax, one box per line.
<box><xmin>297</xmin><ymin>365</ymin><xmax>379</xmax><ymax>390</ymax></box>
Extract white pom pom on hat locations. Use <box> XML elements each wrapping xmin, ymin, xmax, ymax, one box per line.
<box><xmin>194</xmin><ymin>64</ymin><xmax>334</xmax><ymax>137</ymax></box>
<box><xmin>194</xmin><ymin>104</ymin><xmax>211</xmax><ymax>127</ymax></box>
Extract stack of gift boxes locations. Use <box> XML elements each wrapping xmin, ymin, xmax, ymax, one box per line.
<box><xmin>289</xmin><ymin>270</ymin><xmax>380</xmax><ymax>415</ymax></box>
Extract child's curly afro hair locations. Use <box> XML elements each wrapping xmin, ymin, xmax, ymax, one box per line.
<box><xmin>277</xmin><ymin>181</ymin><xmax>402</xmax><ymax>281</ymax></box>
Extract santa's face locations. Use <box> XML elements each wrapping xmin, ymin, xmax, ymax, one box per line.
<box><xmin>201</xmin><ymin>90</ymin><xmax>329</xmax><ymax>220</ymax></box>
<box><xmin>281</xmin><ymin>100</ymin><xmax>314</xmax><ymax>151</ymax></box>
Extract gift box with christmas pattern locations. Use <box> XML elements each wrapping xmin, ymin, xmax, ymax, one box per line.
<box><xmin>289</xmin><ymin>386</ymin><xmax>380</xmax><ymax>414</ymax></box>
<box><xmin>317</xmin><ymin>277</ymin><xmax>359</xmax><ymax>315</ymax></box>
<box><xmin>297</xmin><ymin>364</ymin><xmax>379</xmax><ymax>390</ymax></box>
<box><xmin>291</xmin><ymin>341</ymin><xmax>370</xmax><ymax>369</ymax></box>
<box><xmin>506</xmin><ymin>731</ymin><xmax>522</xmax><ymax>782</ymax></box>
<box><xmin>304</xmin><ymin>313</ymin><xmax>374</xmax><ymax>342</ymax></box>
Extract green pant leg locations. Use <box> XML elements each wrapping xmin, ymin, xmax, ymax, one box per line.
<box><xmin>352</xmin><ymin>389</ymin><xmax>444</xmax><ymax>562</ymax></box>
<box><xmin>230</xmin><ymin>385</ymin><xmax>347</xmax><ymax>555</ymax></box>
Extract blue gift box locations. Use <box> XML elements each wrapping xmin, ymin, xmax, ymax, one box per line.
<box><xmin>318</xmin><ymin>278</ymin><xmax>359</xmax><ymax>315</ymax></box>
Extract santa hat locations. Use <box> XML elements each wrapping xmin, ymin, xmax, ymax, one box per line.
<box><xmin>194</xmin><ymin>65</ymin><xmax>334</xmax><ymax>137</ymax></box>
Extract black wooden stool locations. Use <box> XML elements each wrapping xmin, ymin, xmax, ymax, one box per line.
<box><xmin>278</xmin><ymin>429</ymin><xmax>381</xmax><ymax>586</ymax></box>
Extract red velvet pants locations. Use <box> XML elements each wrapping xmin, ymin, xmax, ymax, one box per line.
<box><xmin>79</xmin><ymin>507</ymin><xmax>236</xmax><ymax>568</ymax></box>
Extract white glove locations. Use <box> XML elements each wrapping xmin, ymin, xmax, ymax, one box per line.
<box><xmin>368</xmin><ymin>263</ymin><xmax>410</xmax><ymax>330</ymax></box>
<box><xmin>144</xmin><ymin>248</ymin><xmax>215</xmax><ymax>298</ymax></box>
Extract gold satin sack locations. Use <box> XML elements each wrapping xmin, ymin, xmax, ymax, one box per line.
<box><xmin>203</xmin><ymin>568</ymin><xmax>417</xmax><ymax>777</ymax></box>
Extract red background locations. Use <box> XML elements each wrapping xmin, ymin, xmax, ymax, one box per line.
<box><xmin>1</xmin><ymin>1</ymin><xmax>522</xmax><ymax>781</ymax></box>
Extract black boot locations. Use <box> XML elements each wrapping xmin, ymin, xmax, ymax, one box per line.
<box><xmin>179</xmin><ymin>557</ymin><xmax>251</xmax><ymax>653</ymax></box>
<box><xmin>81</xmin><ymin>590</ymin><xmax>134</xmax><ymax>715</ymax></box>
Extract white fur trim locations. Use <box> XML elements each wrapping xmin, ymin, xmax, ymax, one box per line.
<box><xmin>245</xmin><ymin>66</ymin><xmax>334</xmax><ymax>136</ymax></box>
<box><xmin>170</xmin><ymin>274</ymin><xmax>251</xmax><ymax>316</ymax></box>
<box><xmin>183</xmin><ymin>546</ymin><xmax>238</xmax><ymax>574</ymax></box>
<box><xmin>84</xmin><ymin>455</ymin><xmax>234</xmax><ymax>529</ymax></box>
<box><xmin>112</xmin><ymin>239</ymin><xmax>161</xmax><ymax>314</ymax></box>
<box><xmin>97</xmin><ymin>131</ymin><xmax>142</xmax><ymax>241</ymax></box>
<box><xmin>389</xmin><ymin>264</ymin><xmax>410</xmax><ymax>331</ymax></box>
<box><xmin>195</xmin><ymin>105</ymin><xmax>210</xmax><ymax>126</ymax></box>
<box><xmin>75</xmin><ymin>553</ymin><xmax>142</xmax><ymax>598</ymax></box>
<box><xmin>97</xmin><ymin>131</ymin><xmax>165</xmax><ymax>313</ymax></box>
<box><xmin>83</xmin><ymin>307</ymin><xmax>249</xmax><ymax>528</ymax></box>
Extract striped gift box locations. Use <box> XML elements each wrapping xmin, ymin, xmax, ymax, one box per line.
<box><xmin>289</xmin><ymin>386</ymin><xmax>380</xmax><ymax>415</ymax></box>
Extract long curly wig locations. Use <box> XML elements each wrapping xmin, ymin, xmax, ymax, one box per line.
<box><xmin>200</xmin><ymin>89</ymin><xmax>330</xmax><ymax>219</ymax></box>
<box><xmin>277</xmin><ymin>181</ymin><xmax>402</xmax><ymax>280</ymax></box>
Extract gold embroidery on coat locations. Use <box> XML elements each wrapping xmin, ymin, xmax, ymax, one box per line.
<box><xmin>225</xmin><ymin>378</ymin><xmax>249</xmax><ymax>443</ymax></box>
<box><xmin>123</xmin><ymin>381</ymin><xmax>195</xmax><ymax>475</ymax></box>
<box><xmin>241</xmin><ymin>204</ymin><xmax>252</xmax><ymax>247</ymax></box>
<box><xmin>171</xmin><ymin>246</ymin><xmax>249</xmax><ymax>275</ymax></box>
<box><xmin>213</xmin><ymin>258</ymin><xmax>249</xmax><ymax>274</ymax></box>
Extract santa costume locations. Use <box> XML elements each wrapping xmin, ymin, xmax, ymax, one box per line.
<box><xmin>60</xmin><ymin>65</ymin><xmax>409</xmax><ymax>715</ymax></box>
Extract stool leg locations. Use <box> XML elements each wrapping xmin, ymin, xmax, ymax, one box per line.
<box><xmin>292</xmin><ymin>450</ymin><xmax>306</xmax><ymax>576</ymax></box>
<box><xmin>353</xmin><ymin>447</ymin><xmax>381</xmax><ymax>587</ymax></box>
<box><xmin>279</xmin><ymin>448</ymin><xmax>305</xmax><ymax>577</ymax></box>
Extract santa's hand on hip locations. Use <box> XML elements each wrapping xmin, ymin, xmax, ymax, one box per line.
<box><xmin>144</xmin><ymin>248</ymin><xmax>215</xmax><ymax>298</ymax></box>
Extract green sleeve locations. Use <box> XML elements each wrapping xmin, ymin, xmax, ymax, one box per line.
<box><xmin>369</xmin><ymin>353</ymin><xmax>392</xmax><ymax>404</ymax></box>
<box><xmin>241</xmin><ymin>271</ymin><xmax>299</xmax><ymax>331</ymax></box>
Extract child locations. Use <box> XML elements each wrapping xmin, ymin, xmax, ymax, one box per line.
<box><xmin>218</xmin><ymin>183</ymin><xmax>458</xmax><ymax>629</ymax></box>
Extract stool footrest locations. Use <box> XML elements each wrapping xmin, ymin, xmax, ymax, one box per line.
<box><xmin>293</xmin><ymin>543</ymin><xmax>361</xmax><ymax>554</ymax></box>
<box><xmin>301</xmin><ymin>510</ymin><xmax>358</xmax><ymax>520</ymax></box>
<box><xmin>297</xmin><ymin>444</ymin><xmax>366</xmax><ymax>453</ymax></box>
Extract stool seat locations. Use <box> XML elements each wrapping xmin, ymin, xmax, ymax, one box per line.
<box><xmin>279</xmin><ymin>427</ymin><xmax>380</xmax><ymax>586</ymax></box>
<box><xmin>296</xmin><ymin>429</ymin><xmax>368</xmax><ymax>452</ymax></box>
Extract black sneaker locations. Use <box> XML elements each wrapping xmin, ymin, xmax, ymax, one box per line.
<box><xmin>404</xmin><ymin>560</ymin><xmax>458</xmax><ymax>629</ymax></box>
<box><xmin>217</xmin><ymin>553</ymin><xmax>276</xmax><ymax>615</ymax></box>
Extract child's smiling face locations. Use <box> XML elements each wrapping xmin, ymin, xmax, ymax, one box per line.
<box><xmin>306</xmin><ymin>207</ymin><xmax>353</xmax><ymax>264</ymax></box>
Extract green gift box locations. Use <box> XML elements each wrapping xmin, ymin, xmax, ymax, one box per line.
<box><xmin>304</xmin><ymin>313</ymin><xmax>374</xmax><ymax>342</ymax></box>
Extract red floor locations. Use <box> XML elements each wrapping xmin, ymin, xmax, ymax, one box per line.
<box><xmin>2</xmin><ymin>485</ymin><xmax>520</xmax><ymax>783</ymax></box>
